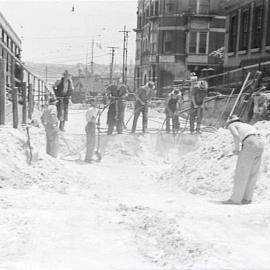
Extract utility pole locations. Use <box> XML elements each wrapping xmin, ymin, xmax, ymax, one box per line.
<box><xmin>119</xmin><ymin>25</ymin><xmax>130</xmax><ymax>84</ymax></box>
<box><xmin>90</xmin><ymin>40</ymin><xmax>94</xmax><ymax>93</ymax></box>
<box><xmin>45</xmin><ymin>65</ymin><xmax>48</xmax><ymax>85</ymax></box>
<box><xmin>108</xmin><ymin>46</ymin><xmax>118</xmax><ymax>84</ymax></box>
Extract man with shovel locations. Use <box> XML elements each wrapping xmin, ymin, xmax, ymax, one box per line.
<box><xmin>131</xmin><ymin>81</ymin><xmax>155</xmax><ymax>133</ymax></box>
<box><xmin>223</xmin><ymin>115</ymin><xmax>264</xmax><ymax>205</ymax></box>
<box><xmin>165</xmin><ymin>88</ymin><xmax>182</xmax><ymax>133</ymax></box>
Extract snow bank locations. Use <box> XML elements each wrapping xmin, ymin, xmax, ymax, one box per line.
<box><xmin>160</xmin><ymin>121</ymin><xmax>270</xmax><ymax>202</ymax></box>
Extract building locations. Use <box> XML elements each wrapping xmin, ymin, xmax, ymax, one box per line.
<box><xmin>134</xmin><ymin>0</ymin><xmax>226</xmax><ymax>96</ymax></box>
<box><xmin>224</xmin><ymin>0</ymin><xmax>270</xmax><ymax>69</ymax></box>
<box><xmin>0</xmin><ymin>11</ymin><xmax>22</xmax><ymax>88</ymax></box>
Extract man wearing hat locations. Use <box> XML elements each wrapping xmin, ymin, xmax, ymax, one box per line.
<box><xmin>85</xmin><ymin>98</ymin><xmax>97</xmax><ymax>163</ymax></box>
<box><xmin>165</xmin><ymin>87</ymin><xmax>182</xmax><ymax>133</ymax></box>
<box><xmin>41</xmin><ymin>97</ymin><xmax>59</xmax><ymax>158</ymax></box>
<box><xmin>131</xmin><ymin>81</ymin><xmax>156</xmax><ymax>133</ymax></box>
<box><xmin>224</xmin><ymin>115</ymin><xmax>264</xmax><ymax>204</ymax></box>
<box><xmin>188</xmin><ymin>72</ymin><xmax>208</xmax><ymax>133</ymax></box>
<box><xmin>54</xmin><ymin>70</ymin><xmax>74</xmax><ymax>131</ymax></box>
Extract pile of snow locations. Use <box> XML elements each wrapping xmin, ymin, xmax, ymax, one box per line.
<box><xmin>0</xmin><ymin>126</ymin><xmax>86</xmax><ymax>191</ymax></box>
<box><xmin>160</xmin><ymin>121</ymin><xmax>270</xmax><ymax>202</ymax></box>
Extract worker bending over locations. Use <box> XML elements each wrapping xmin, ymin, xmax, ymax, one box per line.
<box><xmin>224</xmin><ymin>115</ymin><xmax>264</xmax><ymax>204</ymax></box>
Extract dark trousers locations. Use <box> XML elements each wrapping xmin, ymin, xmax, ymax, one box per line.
<box><xmin>57</xmin><ymin>97</ymin><xmax>69</xmax><ymax>121</ymax></box>
<box><xmin>131</xmin><ymin>103</ymin><xmax>148</xmax><ymax>133</ymax></box>
<box><xmin>45</xmin><ymin>125</ymin><xmax>59</xmax><ymax>158</ymax></box>
<box><xmin>190</xmin><ymin>104</ymin><xmax>203</xmax><ymax>132</ymax></box>
<box><xmin>107</xmin><ymin>101</ymin><xmax>126</xmax><ymax>135</ymax></box>
<box><xmin>165</xmin><ymin>109</ymin><xmax>179</xmax><ymax>133</ymax></box>
<box><xmin>85</xmin><ymin>122</ymin><xmax>96</xmax><ymax>162</ymax></box>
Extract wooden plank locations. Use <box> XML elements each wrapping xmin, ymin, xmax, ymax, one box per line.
<box><xmin>12</xmin><ymin>87</ymin><xmax>18</xmax><ymax>128</ymax></box>
<box><xmin>0</xmin><ymin>59</ymin><xmax>6</xmax><ymax>125</ymax></box>
<box><xmin>22</xmin><ymin>82</ymin><xmax>27</xmax><ymax>124</ymax></box>
<box><xmin>28</xmin><ymin>83</ymin><xmax>33</xmax><ymax>119</ymax></box>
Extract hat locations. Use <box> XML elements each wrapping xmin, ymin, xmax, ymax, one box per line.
<box><xmin>225</xmin><ymin>115</ymin><xmax>241</xmax><ymax>127</ymax></box>
<box><xmin>147</xmin><ymin>81</ymin><xmax>155</xmax><ymax>89</ymax></box>
<box><xmin>49</xmin><ymin>97</ymin><xmax>57</xmax><ymax>104</ymax></box>
<box><xmin>63</xmin><ymin>70</ymin><xmax>70</xmax><ymax>76</ymax></box>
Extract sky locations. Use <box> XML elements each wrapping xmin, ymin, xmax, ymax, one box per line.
<box><xmin>0</xmin><ymin>0</ymin><xmax>137</xmax><ymax>66</ymax></box>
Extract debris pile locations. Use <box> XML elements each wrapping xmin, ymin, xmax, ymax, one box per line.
<box><xmin>160</xmin><ymin>121</ymin><xmax>270</xmax><ymax>202</ymax></box>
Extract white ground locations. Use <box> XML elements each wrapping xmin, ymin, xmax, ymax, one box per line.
<box><xmin>1</xmin><ymin>106</ymin><xmax>270</xmax><ymax>270</ymax></box>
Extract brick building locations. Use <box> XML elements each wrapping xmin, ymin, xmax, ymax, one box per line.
<box><xmin>134</xmin><ymin>0</ymin><xmax>226</xmax><ymax>96</ymax></box>
<box><xmin>224</xmin><ymin>0</ymin><xmax>270</xmax><ymax>69</ymax></box>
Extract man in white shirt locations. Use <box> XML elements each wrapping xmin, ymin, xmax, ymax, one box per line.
<box><xmin>85</xmin><ymin>98</ymin><xmax>97</xmax><ymax>163</ymax></box>
<box><xmin>223</xmin><ymin>115</ymin><xmax>264</xmax><ymax>204</ymax></box>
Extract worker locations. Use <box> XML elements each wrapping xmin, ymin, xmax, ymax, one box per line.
<box><xmin>131</xmin><ymin>81</ymin><xmax>155</xmax><ymax>133</ymax></box>
<box><xmin>223</xmin><ymin>115</ymin><xmax>264</xmax><ymax>205</ymax></box>
<box><xmin>85</xmin><ymin>98</ymin><xmax>97</xmax><ymax>163</ymax></box>
<box><xmin>106</xmin><ymin>84</ymin><xmax>128</xmax><ymax>135</ymax></box>
<box><xmin>165</xmin><ymin>88</ymin><xmax>182</xmax><ymax>133</ymax></box>
<box><xmin>41</xmin><ymin>97</ymin><xmax>59</xmax><ymax>158</ymax></box>
<box><xmin>53</xmin><ymin>70</ymin><xmax>74</xmax><ymax>131</ymax></box>
<box><xmin>189</xmin><ymin>74</ymin><xmax>208</xmax><ymax>133</ymax></box>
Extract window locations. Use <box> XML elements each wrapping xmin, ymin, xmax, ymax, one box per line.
<box><xmin>199</xmin><ymin>0</ymin><xmax>209</xmax><ymax>14</ymax></box>
<box><xmin>189</xmin><ymin>32</ymin><xmax>197</xmax><ymax>53</ymax></box>
<box><xmin>189</xmin><ymin>0</ymin><xmax>197</xmax><ymax>13</ymax></box>
<box><xmin>199</xmin><ymin>32</ymin><xmax>207</xmax><ymax>53</ymax></box>
<box><xmin>163</xmin><ymin>31</ymin><xmax>173</xmax><ymax>53</ymax></box>
<box><xmin>267</xmin><ymin>0</ymin><xmax>270</xmax><ymax>45</ymax></box>
<box><xmin>229</xmin><ymin>14</ymin><xmax>238</xmax><ymax>52</ymax></box>
<box><xmin>189</xmin><ymin>32</ymin><xmax>208</xmax><ymax>54</ymax></box>
<box><xmin>252</xmin><ymin>5</ymin><xmax>263</xmax><ymax>48</ymax></box>
<box><xmin>165</xmin><ymin>0</ymin><xmax>175</xmax><ymax>13</ymax></box>
<box><xmin>240</xmin><ymin>7</ymin><xmax>250</xmax><ymax>50</ymax></box>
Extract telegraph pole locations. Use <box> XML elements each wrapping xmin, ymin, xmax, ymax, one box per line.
<box><xmin>108</xmin><ymin>46</ymin><xmax>118</xmax><ymax>84</ymax></box>
<box><xmin>119</xmin><ymin>25</ymin><xmax>130</xmax><ymax>84</ymax></box>
<box><xmin>90</xmin><ymin>39</ymin><xmax>94</xmax><ymax>92</ymax></box>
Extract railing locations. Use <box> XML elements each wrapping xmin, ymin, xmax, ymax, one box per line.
<box><xmin>201</xmin><ymin>60</ymin><xmax>270</xmax><ymax>94</ymax></box>
<box><xmin>0</xmin><ymin>40</ymin><xmax>47</xmax><ymax>127</ymax></box>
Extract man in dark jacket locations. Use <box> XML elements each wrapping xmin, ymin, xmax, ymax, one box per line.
<box><xmin>131</xmin><ymin>81</ymin><xmax>155</xmax><ymax>133</ymax></box>
<box><xmin>53</xmin><ymin>70</ymin><xmax>74</xmax><ymax>131</ymax></box>
<box><xmin>189</xmin><ymin>77</ymin><xmax>208</xmax><ymax>133</ymax></box>
<box><xmin>106</xmin><ymin>84</ymin><xmax>128</xmax><ymax>135</ymax></box>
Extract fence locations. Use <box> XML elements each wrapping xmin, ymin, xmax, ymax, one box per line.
<box><xmin>201</xmin><ymin>61</ymin><xmax>270</xmax><ymax>95</ymax></box>
<box><xmin>0</xmin><ymin>50</ymin><xmax>47</xmax><ymax>128</ymax></box>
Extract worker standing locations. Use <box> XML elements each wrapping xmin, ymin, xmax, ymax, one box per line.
<box><xmin>223</xmin><ymin>115</ymin><xmax>264</xmax><ymax>204</ymax></box>
<box><xmin>54</xmin><ymin>70</ymin><xmax>74</xmax><ymax>131</ymax></box>
<box><xmin>41</xmin><ymin>97</ymin><xmax>59</xmax><ymax>158</ymax></box>
<box><xmin>85</xmin><ymin>98</ymin><xmax>97</xmax><ymax>163</ymax></box>
<box><xmin>189</xmin><ymin>74</ymin><xmax>208</xmax><ymax>133</ymax></box>
<box><xmin>106</xmin><ymin>84</ymin><xmax>128</xmax><ymax>135</ymax></box>
<box><xmin>131</xmin><ymin>81</ymin><xmax>155</xmax><ymax>133</ymax></box>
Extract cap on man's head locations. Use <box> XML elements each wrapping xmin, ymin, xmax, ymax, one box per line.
<box><xmin>147</xmin><ymin>81</ymin><xmax>155</xmax><ymax>89</ymax></box>
<box><xmin>49</xmin><ymin>97</ymin><xmax>57</xmax><ymax>104</ymax></box>
<box><xmin>225</xmin><ymin>115</ymin><xmax>241</xmax><ymax>127</ymax></box>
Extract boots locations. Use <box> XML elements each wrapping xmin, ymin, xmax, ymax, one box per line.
<box><xmin>59</xmin><ymin>121</ymin><xmax>66</xmax><ymax>132</ymax></box>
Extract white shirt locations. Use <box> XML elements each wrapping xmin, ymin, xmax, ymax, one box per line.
<box><xmin>229</xmin><ymin>122</ymin><xmax>259</xmax><ymax>142</ymax></box>
<box><xmin>86</xmin><ymin>107</ymin><xmax>97</xmax><ymax>123</ymax></box>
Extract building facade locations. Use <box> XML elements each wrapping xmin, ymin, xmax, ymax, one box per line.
<box><xmin>134</xmin><ymin>0</ymin><xmax>226</xmax><ymax>96</ymax></box>
<box><xmin>0</xmin><ymin>12</ymin><xmax>22</xmax><ymax>88</ymax></box>
<box><xmin>224</xmin><ymin>0</ymin><xmax>270</xmax><ymax>69</ymax></box>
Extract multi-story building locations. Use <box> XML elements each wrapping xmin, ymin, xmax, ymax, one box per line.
<box><xmin>134</xmin><ymin>0</ymin><xmax>226</xmax><ymax>96</ymax></box>
<box><xmin>0</xmin><ymin>11</ymin><xmax>22</xmax><ymax>87</ymax></box>
<box><xmin>224</xmin><ymin>0</ymin><xmax>270</xmax><ymax>69</ymax></box>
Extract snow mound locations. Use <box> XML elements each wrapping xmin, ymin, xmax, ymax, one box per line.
<box><xmin>0</xmin><ymin>126</ymin><xmax>83</xmax><ymax>191</ymax></box>
<box><xmin>160</xmin><ymin>121</ymin><xmax>270</xmax><ymax>202</ymax></box>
